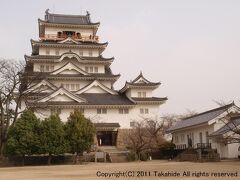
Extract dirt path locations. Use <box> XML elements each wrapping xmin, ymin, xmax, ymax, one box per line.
<box><xmin>0</xmin><ymin>160</ymin><xmax>240</xmax><ymax>180</ymax></box>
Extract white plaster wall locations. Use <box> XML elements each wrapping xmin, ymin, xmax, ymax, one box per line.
<box><xmin>125</xmin><ymin>90</ymin><xmax>131</xmax><ymax>98</ymax></box>
<box><xmin>49</xmin><ymin>95</ymin><xmax>74</xmax><ymax>102</ymax></box>
<box><xmin>128</xmin><ymin>89</ymin><xmax>153</xmax><ymax>98</ymax></box>
<box><xmin>128</xmin><ymin>104</ymin><xmax>161</xmax><ymax>123</ymax></box>
<box><xmin>212</xmin><ymin>140</ymin><xmax>239</xmax><ymax>159</ymax></box>
<box><xmin>227</xmin><ymin>143</ymin><xmax>240</xmax><ymax>158</ymax></box>
<box><xmin>33</xmin><ymin>62</ymin><xmax>55</xmax><ymax>72</ymax></box>
<box><xmin>84</xmin><ymin>86</ymin><xmax>108</xmax><ymax>93</ymax></box>
<box><xmin>33</xmin><ymin>87</ymin><xmax>54</xmax><ymax>93</ymax></box>
<box><xmin>85</xmin><ymin>108</ymin><xmax>132</xmax><ymax>128</ymax></box>
<box><xmin>171</xmin><ymin>107</ymin><xmax>240</xmax><ymax>158</ymax></box>
<box><xmin>44</xmin><ymin>26</ymin><xmax>94</xmax><ymax>36</ymax></box>
<box><xmin>101</xmin><ymin>81</ymin><xmax>112</xmax><ymax>89</ymax></box>
<box><xmin>39</xmin><ymin>47</ymin><xmax>99</xmax><ymax>57</ymax></box>
<box><xmin>29</xmin><ymin>79</ymin><xmax>112</xmax><ymax>92</ymax></box>
<box><xmin>83</xmin><ymin>64</ymin><xmax>105</xmax><ymax>73</ymax></box>
<box><xmin>171</xmin><ymin>123</ymin><xmax>240</xmax><ymax>158</ymax></box>
<box><xmin>33</xmin><ymin>104</ymin><xmax>162</xmax><ymax>128</ymax></box>
<box><xmin>51</xmin><ymin>80</ymin><xmax>89</xmax><ymax>89</ymax></box>
<box><xmin>33</xmin><ymin>62</ymin><xmax>40</xmax><ymax>72</ymax></box>
<box><xmin>218</xmin><ymin>143</ymin><xmax>229</xmax><ymax>158</ymax></box>
<box><xmin>51</xmin><ymin>80</ymin><xmax>111</xmax><ymax>90</ymax></box>
<box><xmin>172</xmin><ymin>125</ymin><xmax>214</xmax><ymax>148</ymax></box>
<box><xmin>59</xmin><ymin>69</ymin><xmax>80</xmax><ymax>75</ymax></box>
<box><xmin>33</xmin><ymin>61</ymin><xmax>105</xmax><ymax>74</ymax></box>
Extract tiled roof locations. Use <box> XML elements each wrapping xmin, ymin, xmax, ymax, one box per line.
<box><xmin>25</xmin><ymin>72</ymin><xmax>119</xmax><ymax>78</ymax></box>
<box><xmin>31</xmin><ymin>40</ymin><xmax>108</xmax><ymax>55</ymax></box>
<box><xmin>132</xmin><ymin>71</ymin><xmax>158</xmax><ymax>84</ymax></box>
<box><xmin>167</xmin><ymin>103</ymin><xmax>235</xmax><ymax>132</ymax></box>
<box><xmin>131</xmin><ymin>97</ymin><xmax>167</xmax><ymax>101</ymax></box>
<box><xmin>120</xmin><ymin>72</ymin><xmax>161</xmax><ymax>93</ymax></box>
<box><xmin>43</xmin><ymin>10</ymin><xmax>99</xmax><ymax>25</ymax></box>
<box><xmin>24</xmin><ymin>74</ymin><xmax>120</xmax><ymax>82</ymax></box>
<box><xmin>31</xmin><ymin>39</ymin><xmax>108</xmax><ymax>46</ymax></box>
<box><xmin>25</xmin><ymin>54</ymin><xmax>114</xmax><ymax>62</ymax></box>
<box><xmin>126</xmin><ymin>82</ymin><xmax>161</xmax><ymax>86</ymax></box>
<box><xmin>209</xmin><ymin>116</ymin><xmax>240</xmax><ymax>136</ymax></box>
<box><xmin>25</xmin><ymin>55</ymin><xmax>60</xmax><ymax>59</ymax></box>
<box><xmin>94</xmin><ymin>123</ymin><xmax>120</xmax><ymax>128</ymax></box>
<box><xmin>79</xmin><ymin>93</ymin><xmax>134</xmax><ymax>105</ymax></box>
<box><xmin>28</xmin><ymin>93</ymin><xmax>134</xmax><ymax>106</ymax></box>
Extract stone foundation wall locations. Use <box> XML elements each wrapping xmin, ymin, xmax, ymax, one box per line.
<box><xmin>116</xmin><ymin>129</ymin><xmax>132</xmax><ymax>150</ymax></box>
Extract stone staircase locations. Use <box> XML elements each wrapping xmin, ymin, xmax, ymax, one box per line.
<box><xmin>198</xmin><ymin>149</ymin><xmax>220</xmax><ymax>162</ymax></box>
<box><xmin>175</xmin><ymin>148</ymin><xmax>198</xmax><ymax>161</ymax></box>
<box><xmin>98</xmin><ymin>146</ymin><xmax>129</xmax><ymax>163</ymax></box>
<box><xmin>174</xmin><ymin>148</ymin><xmax>220</xmax><ymax>162</ymax></box>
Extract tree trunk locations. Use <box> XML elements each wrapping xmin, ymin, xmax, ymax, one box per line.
<box><xmin>48</xmin><ymin>153</ymin><xmax>52</xmax><ymax>165</ymax></box>
<box><xmin>0</xmin><ymin>141</ymin><xmax>5</xmax><ymax>157</ymax></box>
<box><xmin>75</xmin><ymin>153</ymin><xmax>80</xmax><ymax>164</ymax></box>
<box><xmin>0</xmin><ymin>137</ymin><xmax>3</xmax><ymax>156</ymax></box>
<box><xmin>22</xmin><ymin>154</ymin><xmax>25</xmax><ymax>166</ymax></box>
<box><xmin>136</xmin><ymin>150</ymin><xmax>141</xmax><ymax>161</ymax></box>
<box><xmin>0</xmin><ymin>128</ymin><xmax>8</xmax><ymax>157</ymax></box>
<box><xmin>0</xmin><ymin>102</ymin><xmax>5</xmax><ymax>157</ymax></box>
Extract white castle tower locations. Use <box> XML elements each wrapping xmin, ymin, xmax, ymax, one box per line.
<box><xmin>22</xmin><ymin>10</ymin><xmax>167</xmax><ymax>146</ymax></box>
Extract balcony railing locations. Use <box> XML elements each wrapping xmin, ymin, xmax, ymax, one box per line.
<box><xmin>175</xmin><ymin>144</ymin><xmax>187</xmax><ymax>150</ymax></box>
<box><xmin>40</xmin><ymin>34</ymin><xmax>99</xmax><ymax>42</ymax></box>
<box><xmin>196</xmin><ymin>143</ymin><xmax>212</xmax><ymax>149</ymax></box>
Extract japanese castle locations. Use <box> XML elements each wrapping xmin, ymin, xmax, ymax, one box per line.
<box><xmin>22</xmin><ymin>10</ymin><xmax>167</xmax><ymax>146</ymax></box>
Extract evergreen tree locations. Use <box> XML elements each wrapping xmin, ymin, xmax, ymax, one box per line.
<box><xmin>5</xmin><ymin>110</ymin><xmax>41</xmax><ymax>165</ymax></box>
<box><xmin>65</xmin><ymin>110</ymin><xmax>95</xmax><ymax>163</ymax></box>
<box><xmin>40</xmin><ymin>114</ymin><xmax>67</xmax><ymax>165</ymax></box>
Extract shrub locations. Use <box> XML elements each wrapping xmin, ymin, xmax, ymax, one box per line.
<box><xmin>127</xmin><ymin>151</ymin><xmax>138</xmax><ymax>161</ymax></box>
<box><xmin>140</xmin><ymin>151</ymin><xmax>150</xmax><ymax>161</ymax></box>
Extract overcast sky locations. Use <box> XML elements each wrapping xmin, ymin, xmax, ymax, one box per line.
<box><xmin>0</xmin><ymin>0</ymin><xmax>240</xmax><ymax>115</ymax></box>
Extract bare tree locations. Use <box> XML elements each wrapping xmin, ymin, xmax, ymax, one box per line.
<box><xmin>125</xmin><ymin>117</ymin><xmax>166</xmax><ymax>160</ymax></box>
<box><xmin>0</xmin><ymin>58</ymin><xmax>35</xmax><ymax>156</ymax></box>
<box><xmin>162</xmin><ymin>110</ymin><xmax>198</xmax><ymax>131</ymax></box>
<box><xmin>211</xmin><ymin>100</ymin><xmax>240</xmax><ymax>144</ymax></box>
<box><xmin>217</xmin><ymin>117</ymin><xmax>240</xmax><ymax>144</ymax></box>
<box><xmin>0</xmin><ymin>58</ymin><xmax>66</xmax><ymax>156</ymax></box>
<box><xmin>0</xmin><ymin>59</ymin><xmax>25</xmax><ymax>155</ymax></box>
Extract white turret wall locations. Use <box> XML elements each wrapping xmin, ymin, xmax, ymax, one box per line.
<box><xmin>33</xmin><ymin>104</ymin><xmax>161</xmax><ymax>128</ymax></box>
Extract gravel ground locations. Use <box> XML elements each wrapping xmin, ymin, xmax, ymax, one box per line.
<box><xmin>0</xmin><ymin>160</ymin><xmax>240</xmax><ymax>180</ymax></box>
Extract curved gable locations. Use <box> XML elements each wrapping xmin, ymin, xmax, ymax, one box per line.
<box><xmin>38</xmin><ymin>87</ymin><xmax>86</xmax><ymax>103</ymax></box>
<box><xmin>59</xmin><ymin>37</ymin><xmax>79</xmax><ymax>44</ymax></box>
<box><xmin>51</xmin><ymin>62</ymin><xmax>89</xmax><ymax>75</ymax></box>
<box><xmin>76</xmin><ymin>80</ymin><xmax>117</xmax><ymax>95</ymax></box>
<box><xmin>26</xmin><ymin>79</ymin><xmax>57</xmax><ymax>93</ymax></box>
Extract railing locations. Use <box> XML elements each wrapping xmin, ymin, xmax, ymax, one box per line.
<box><xmin>175</xmin><ymin>144</ymin><xmax>187</xmax><ymax>150</ymax></box>
<box><xmin>40</xmin><ymin>34</ymin><xmax>99</xmax><ymax>42</ymax></box>
<box><xmin>196</xmin><ymin>143</ymin><xmax>211</xmax><ymax>149</ymax></box>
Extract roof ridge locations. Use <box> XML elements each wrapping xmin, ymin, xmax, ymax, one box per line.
<box><xmin>230</xmin><ymin>114</ymin><xmax>240</xmax><ymax>120</ymax></box>
<box><xmin>48</xmin><ymin>12</ymin><xmax>88</xmax><ymax>18</ymax></box>
<box><xmin>31</xmin><ymin>39</ymin><xmax>108</xmax><ymax>46</ymax></box>
<box><xmin>182</xmin><ymin>103</ymin><xmax>235</xmax><ymax>121</ymax></box>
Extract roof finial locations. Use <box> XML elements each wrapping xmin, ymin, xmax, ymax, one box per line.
<box><xmin>86</xmin><ymin>11</ymin><xmax>90</xmax><ymax>16</ymax></box>
<box><xmin>140</xmin><ymin>70</ymin><xmax>143</xmax><ymax>76</ymax></box>
<box><xmin>86</xmin><ymin>11</ymin><xmax>91</xmax><ymax>23</ymax></box>
<box><xmin>45</xmin><ymin>9</ymin><xmax>50</xmax><ymax>20</ymax></box>
<box><xmin>45</xmin><ymin>9</ymin><xmax>49</xmax><ymax>14</ymax></box>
